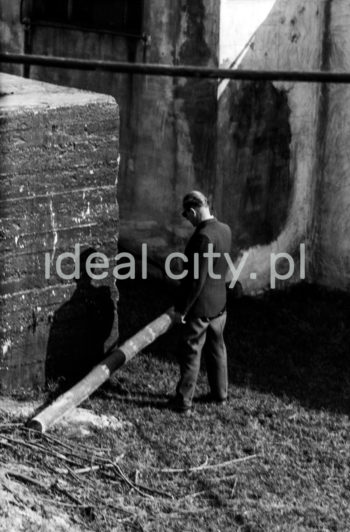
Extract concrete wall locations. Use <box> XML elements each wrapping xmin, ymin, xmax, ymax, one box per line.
<box><xmin>218</xmin><ymin>0</ymin><xmax>350</xmax><ymax>293</ymax></box>
<box><xmin>0</xmin><ymin>0</ymin><xmax>220</xmax><ymax>266</ymax></box>
<box><xmin>2</xmin><ymin>0</ymin><xmax>349</xmax><ymax>299</ymax></box>
<box><xmin>312</xmin><ymin>0</ymin><xmax>350</xmax><ymax>290</ymax></box>
<box><xmin>0</xmin><ymin>73</ymin><xmax>119</xmax><ymax>392</ymax></box>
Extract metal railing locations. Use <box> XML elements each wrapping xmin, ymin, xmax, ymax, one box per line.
<box><xmin>1</xmin><ymin>52</ymin><xmax>350</xmax><ymax>83</ymax></box>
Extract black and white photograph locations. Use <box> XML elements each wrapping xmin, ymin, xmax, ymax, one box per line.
<box><xmin>0</xmin><ymin>0</ymin><xmax>349</xmax><ymax>530</ymax></box>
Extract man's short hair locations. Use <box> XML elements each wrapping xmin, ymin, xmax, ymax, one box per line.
<box><xmin>182</xmin><ymin>190</ymin><xmax>208</xmax><ymax>209</ymax></box>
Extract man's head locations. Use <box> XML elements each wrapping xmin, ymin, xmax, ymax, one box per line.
<box><xmin>182</xmin><ymin>190</ymin><xmax>212</xmax><ymax>226</ymax></box>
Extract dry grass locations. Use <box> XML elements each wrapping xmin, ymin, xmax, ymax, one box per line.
<box><xmin>1</xmin><ymin>280</ymin><xmax>349</xmax><ymax>531</ymax></box>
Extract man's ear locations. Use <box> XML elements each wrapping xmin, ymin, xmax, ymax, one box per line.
<box><xmin>190</xmin><ymin>207</ymin><xmax>197</xmax><ymax>217</ymax></box>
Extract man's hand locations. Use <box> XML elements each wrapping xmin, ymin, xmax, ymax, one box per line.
<box><xmin>173</xmin><ymin>311</ymin><xmax>186</xmax><ymax>325</ymax></box>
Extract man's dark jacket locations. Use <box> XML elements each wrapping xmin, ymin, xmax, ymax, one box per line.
<box><xmin>175</xmin><ymin>218</ymin><xmax>232</xmax><ymax>319</ymax></box>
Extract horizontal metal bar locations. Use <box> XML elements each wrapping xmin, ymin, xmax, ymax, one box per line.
<box><xmin>1</xmin><ymin>53</ymin><xmax>350</xmax><ymax>83</ymax></box>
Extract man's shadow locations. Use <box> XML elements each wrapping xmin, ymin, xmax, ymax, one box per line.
<box><xmin>45</xmin><ymin>248</ymin><xmax>115</xmax><ymax>392</ymax></box>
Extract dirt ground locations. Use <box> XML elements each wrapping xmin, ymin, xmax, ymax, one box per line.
<box><xmin>1</xmin><ymin>281</ymin><xmax>349</xmax><ymax>531</ymax></box>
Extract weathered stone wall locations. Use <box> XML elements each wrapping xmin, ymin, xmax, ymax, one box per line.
<box><xmin>0</xmin><ymin>1</ymin><xmax>220</xmax><ymax>265</ymax></box>
<box><xmin>218</xmin><ymin>0</ymin><xmax>350</xmax><ymax>293</ymax></box>
<box><xmin>3</xmin><ymin>0</ymin><xmax>349</xmax><ymax>300</ymax></box>
<box><xmin>117</xmin><ymin>0</ymin><xmax>220</xmax><ymax>263</ymax></box>
<box><xmin>311</xmin><ymin>0</ymin><xmax>350</xmax><ymax>290</ymax></box>
<box><xmin>0</xmin><ymin>73</ymin><xmax>119</xmax><ymax>392</ymax></box>
<box><xmin>0</xmin><ymin>1</ymin><xmax>23</xmax><ymax>76</ymax></box>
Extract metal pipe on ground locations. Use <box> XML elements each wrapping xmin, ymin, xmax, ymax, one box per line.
<box><xmin>28</xmin><ymin>308</ymin><xmax>176</xmax><ymax>433</ymax></box>
<box><xmin>1</xmin><ymin>52</ymin><xmax>350</xmax><ymax>83</ymax></box>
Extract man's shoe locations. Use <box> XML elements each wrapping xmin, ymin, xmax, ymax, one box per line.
<box><xmin>197</xmin><ymin>393</ymin><xmax>228</xmax><ymax>405</ymax></box>
<box><xmin>166</xmin><ymin>397</ymin><xmax>192</xmax><ymax>414</ymax></box>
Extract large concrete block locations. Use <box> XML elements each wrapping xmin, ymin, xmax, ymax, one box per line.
<box><xmin>0</xmin><ymin>73</ymin><xmax>119</xmax><ymax>392</ymax></box>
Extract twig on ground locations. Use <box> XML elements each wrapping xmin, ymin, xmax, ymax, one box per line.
<box><xmin>39</xmin><ymin>497</ymin><xmax>85</xmax><ymax>507</ymax></box>
<box><xmin>45</xmin><ymin>464</ymin><xmax>69</xmax><ymax>475</ymax></box>
<box><xmin>20</xmin><ymin>426</ymin><xmax>108</xmax><ymax>458</ymax></box>
<box><xmin>4</xmin><ymin>468</ymin><xmax>88</xmax><ymax>508</ymax></box>
<box><xmin>41</xmin><ymin>432</ymin><xmax>107</xmax><ymax>458</ymax></box>
<box><xmin>0</xmin><ymin>434</ymin><xmax>87</xmax><ymax>468</ymax></box>
<box><xmin>134</xmin><ymin>481</ymin><xmax>174</xmax><ymax>499</ymax></box>
<box><xmin>111</xmin><ymin>461</ymin><xmax>153</xmax><ymax>499</ymax></box>
<box><xmin>160</xmin><ymin>508</ymin><xmax>210</xmax><ymax>518</ymax></box>
<box><xmin>74</xmin><ymin>462</ymin><xmax>115</xmax><ymax>474</ymax></box>
<box><xmin>66</xmin><ymin>465</ymin><xmax>85</xmax><ymax>484</ymax></box>
<box><xmin>155</xmin><ymin>454</ymin><xmax>258</xmax><ymax>473</ymax></box>
<box><xmin>133</xmin><ymin>466</ymin><xmax>173</xmax><ymax>498</ymax></box>
<box><xmin>0</xmin><ymin>438</ymin><xmax>16</xmax><ymax>450</ymax></box>
<box><xmin>103</xmin><ymin>501</ymin><xmax>136</xmax><ymax>515</ymax></box>
<box><xmin>5</xmin><ymin>470</ymin><xmax>49</xmax><ymax>490</ymax></box>
<box><xmin>231</xmin><ymin>476</ymin><xmax>238</xmax><ymax>496</ymax></box>
<box><xmin>0</xmin><ymin>423</ymin><xmax>23</xmax><ymax>429</ymax></box>
<box><xmin>41</xmin><ymin>431</ymin><xmax>109</xmax><ymax>454</ymax></box>
<box><xmin>208</xmin><ymin>474</ymin><xmax>237</xmax><ymax>483</ymax></box>
<box><xmin>0</xmin><ymin>471</ymin><xmax>28</xmax><ymax>509</ymax></box>
<box><xmin>52</xmin><ymin>458</ymin><xmax>124</xmax><ymax>476</ymax></box>
<box><xmin>36</xmin><ymin>434</ymin><xmax>100</xmax><ymax>464</ymax></box>
<box><xmin>51</xmin><ymin>482</ymin><xmax>85</xmax><ymax>506</ymax></box>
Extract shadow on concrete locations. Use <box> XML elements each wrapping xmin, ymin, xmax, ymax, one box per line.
<box><xmin>45</xmin><ymin>249</ymin><xmax>115</xmax><ymax>391</ymax></box>
<box><xmin>117</xmin><ymin>279</ymin><xmax>350</xmax><ymax>416</ymax></box>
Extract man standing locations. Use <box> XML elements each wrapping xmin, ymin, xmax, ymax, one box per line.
<box><xmin>173</xmin><ymin>191</ymin><xmax>232</xmax><ymax>413</ymax></box>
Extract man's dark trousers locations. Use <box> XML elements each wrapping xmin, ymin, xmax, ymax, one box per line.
<box><xmin>176</xmin><ymin>311</ymin><xmax>228</xmax><ymax>410</ymax></box>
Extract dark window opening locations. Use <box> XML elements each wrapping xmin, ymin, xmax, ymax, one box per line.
<box><xmin>22</xmin><ymin>0</ymin><xmax>143</xmax><ymax>36</ymax></box>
